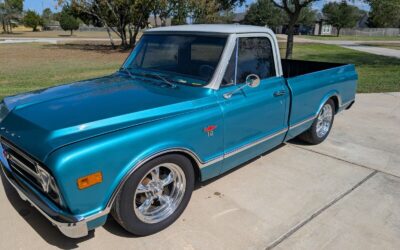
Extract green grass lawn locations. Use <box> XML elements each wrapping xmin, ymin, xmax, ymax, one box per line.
<box><xmin>0</xmin><ymin>43</ymin><xmax>128</xmax><ymax>100</ymax></box>
<box><xmin>287</xmin><ymin>43</ymin><xmax>400</xmax><ymax>93</ymax></box>
<box><xmin>0</xmin><ymin>42</ymin><xmax>399</xmax><ymax>101</ymax></box>
<box><xmin>300</xmin><ymin>35</ymin><xmax>400</xmax><ymax>41</ymax></box>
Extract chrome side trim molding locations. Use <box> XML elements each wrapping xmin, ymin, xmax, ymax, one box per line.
<box><xmin>289</xmin><ymin>115</ymin><xmax>317</xmax><ymax>130</ymax></box>
<box><xmin>224</xmin><ymin>128</ymin><xmax>288</xmax><ymax>158</ymax></box>
<box><xmin>107</xmin><ymin>129</ymin><xmax>289</xmax><ymax>209</ymax></box>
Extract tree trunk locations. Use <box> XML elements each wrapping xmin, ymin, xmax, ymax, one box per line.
<box><xmin>285</xmin><ymin>11</ymin><xmax>300</xmax><ymax>59</ymax></box>
<box><xmin>336</xmin><ymin>28</ymin><xmax>341</xmax><ymax>37</ymax></box>
<box><xmin>1</xmin><ymin>19</ymin><xmax>6</xmax><ymax>33</ymax></box>
<box><xmin>131</xmin><ymin>26</ymin><xmax>140</xmax><ymax>48</ymax></box>
<box><xmin>105</xmin><ymin>26</ymin><xmax>115</xmax><ymax>49</ymax></box>
<box><xmin>5</xmin><ymin>18</ymin><xmax>10</xmax><ymax>33</ymax></box>
<box><xmin>128</xmin><ymin>24</ymin><xmax>133</xmax><ymax>48</ymax></box>
<box><xmin>119</xmin><ymin>26</ymin><xmax>127</xmax><ymax>48</ymax></box>
<box><xmin>9</xmin><ymin>21</ymin><xmax>12</xmax><ymax>33</ymax></box>
<box><xmin>153</xmin><ymin>12</ymin><xmax>159</xmax><ymax>27</ymax></box>
<box><xmin>285</xmin><ymin>21</ymin><xmax>296</xmax><ymax>59</ymax></box>
<box><xmin>70</xmin><ymin>29</ymin><xmax>73</xmax><ymax>36</ymax></box>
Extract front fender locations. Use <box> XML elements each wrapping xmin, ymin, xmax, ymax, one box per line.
<box><xmin>45</xmin><ymin>102</ymin><xmax>223</xmax><ymax>217</ymax></box>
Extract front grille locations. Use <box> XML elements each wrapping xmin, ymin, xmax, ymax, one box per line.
<box><xmin>0</xmin><ymin>137</ymin><xmax>43</xmax><ymax>191</ymax></box>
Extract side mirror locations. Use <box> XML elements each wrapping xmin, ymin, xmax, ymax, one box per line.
<box><xmin>245</xmin><ymin>74</ymin><xmax>261</xmax><ymax>88</ymax></box>
<box><xmin>223</xmin><ymin>74</ymin><xmax>261</xmax><ymax>99</ymax></box>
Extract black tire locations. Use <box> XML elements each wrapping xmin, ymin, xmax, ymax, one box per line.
<box><xmin>298</xmin><ymin>99</ymin><xmax>335</xmax><ymax>145</ymax></box>
<box><xmin>112</xmin><ymin>154</ymin><xmax>194</xmax><ymax>236</ymax></box>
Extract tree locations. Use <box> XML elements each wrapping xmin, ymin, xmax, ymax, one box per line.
<box><xmin>323</xmin><ymin>1</ymin><xmax>360</xmax><ymax>36</ymax></box>
<box><xmin>0</xmin><ymin>0</ymin><xmax>23</xmax><ymax>33</ymax></box>
<box><xmin>189</xmin><ymin>0</ymin><xmax>244</xmax><ymax>24</ymax></box>
<box><xmin>41</xmin><ymin>8</ymin><xmax>53</xmax><ymax>30</ymax></box>
<box><xmin>23</xmin><ymin>10</ymin><xmax>42</xmax><ymax>31</ymax></box>
<box><xmin>60</xmin><ymin>7</ymin><xmax>80</xmax><ymax>35</ymax></box>
<box><xmin>244</xmin><ymin>0</ymin><xmax>316</xmax><ymax>34</ymax></box>
<box><xmin>243</xmin><ymin>0</ymin><xmax>285</xmax><ymax>31</ymax></box>
<box><xmin>270</xmin><ymin>0</ymin><xmax>320</xmax><ymax>59</ymax></box>
<box><xmin>365</xmin><ymin>0</ymin><xmax>400</xmax><ymax>28</ymax></box>
<box><xmin>189</xmin><ymin>0</ymin><xmax>223</xmax><ymax>23</ymax></box>
<box><xmin>129</xmin><ymin>0</ymin><xmax>155</xmax><ymax>47</ymax></box>
<box><xmin>171</xmin><ymin>0</ymin><xmax>188</xmax><ymax>25</ymax></box>
<box><xmin>296</xmin><ymin>6</ymin><xmax>316</xmax><ymax>27</ymax></box>
<box><xmin>64</xmin><ymin>0</ymin><xmax>155</xmax><ymax>48</ymax></box>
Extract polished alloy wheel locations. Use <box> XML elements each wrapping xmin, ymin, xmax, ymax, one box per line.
<box><xmin>316</xmin><ymin>104</ymin><xmax>333</xmax><ymax>138</ymax></box>
<box><xmin>133</xmin><ymin>163</ymin><xmax>186</xmax><ymax>224</ymax></box>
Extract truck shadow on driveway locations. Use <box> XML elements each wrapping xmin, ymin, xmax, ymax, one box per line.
<box><xmin>0</xmin><ymin>172</ymin><xmax>94</xmax><ymax>249</ymax></box>
<box><xmin>1</xmin><ymin>143</ymin><xmax>293</xmax><ymax>245</ymax></box>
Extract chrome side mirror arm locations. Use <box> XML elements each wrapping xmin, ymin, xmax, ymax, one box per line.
<box><xmin>223</xmin><ymin>84</ymin><xmax>247</xmax><ymax>99</ymax></box>
<box><xmin>223</xmin><ymin>74</ymin><xmax>261</xmax><ymax>99</ymax></box>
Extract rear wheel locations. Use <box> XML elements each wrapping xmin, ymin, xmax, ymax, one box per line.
<box><xmin>112</xmin><ymin>154</ymin><xmax>194</xmax><ymax>236</ymax></box>
<box><xmin>298</xmin><ymin>99</ymin><xmax>335</xmax><ymax>145</ymax></box>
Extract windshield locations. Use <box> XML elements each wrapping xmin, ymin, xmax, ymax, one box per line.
<box><xmin>123</xmin><ymin>34</ymin><xmax>228</xmax><ymax>86</ymax></box>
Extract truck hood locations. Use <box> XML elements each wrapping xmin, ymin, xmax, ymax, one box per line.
<box><xmin>0</xmin><ymin>73</ymin><xmax>214</xmax><ymax>161</ymax></box>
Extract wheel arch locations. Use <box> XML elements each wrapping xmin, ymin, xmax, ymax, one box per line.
<box><xmin>329</xmin><ymin>95</ymin><xmax>340</xmax><ymax>113</ymax></box>
<box><xmin>106</xmin><ymin>148</ymin><xmax>203</xmax><ymax>210</ymax></box>
<box><xmin>317</xmin><ymin>92</ymin><xmax>342</xmax><ymax>116</ymax></box>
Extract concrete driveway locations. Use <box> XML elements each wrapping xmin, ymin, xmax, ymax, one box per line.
<box><xmin>0</xmin><ymin>93</ymin><xmax>399</xmax><ymax>249</ymax></box>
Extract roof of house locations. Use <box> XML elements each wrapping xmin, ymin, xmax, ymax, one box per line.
<box><xmin>145</xmin><ymin>24</ymin><xmax>273</xmax><ymax>34</ymax></box>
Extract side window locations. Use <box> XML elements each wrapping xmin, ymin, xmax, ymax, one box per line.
<box><xmin>236</xmin><ymin>37</ymin><xmax>276</xmax><ymax>84</ymax></box>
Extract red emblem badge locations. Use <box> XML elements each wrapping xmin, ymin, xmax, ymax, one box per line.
<box><xmin>204</xmin><ymin>125</ymin><xmax>217</xmax><ymax>137</ymax></box>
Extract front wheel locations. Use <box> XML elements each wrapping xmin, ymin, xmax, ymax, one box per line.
<box><xmin>112</xmin><ymin>154</ymin><xmax>194</xmax><ymax>236</ymax></box>
<box><xmin>298</xmin><ymin>99</ymin><xmax>335</xmax><ymax>145</ymax></box>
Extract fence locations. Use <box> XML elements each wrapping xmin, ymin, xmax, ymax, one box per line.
<box><xmin>340</xmin><ymin>28</ymin><xmax>400</xmax><ymax>37</ymax></box>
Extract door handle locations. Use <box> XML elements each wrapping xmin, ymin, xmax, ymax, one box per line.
<box><xmin>273</xmin><ymin>90</ymin><xmax>286</xmax><ymax>97</ymax></box>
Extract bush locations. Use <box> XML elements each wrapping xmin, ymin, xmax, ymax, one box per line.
<box><xmin>60</xmin><ymin>12</ymin><xmax>80</xmax><ymax>36</ymax></box>
<box><xmin>23</xmin><ymin>10</ymin><xmax>42</xmax><ymax>32</ymax></box>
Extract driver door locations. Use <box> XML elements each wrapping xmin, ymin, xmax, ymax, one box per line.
<box><xmin>217</xmin><ymin>35</ymin><xmax>289</xmax><ymax>174</ymax></box>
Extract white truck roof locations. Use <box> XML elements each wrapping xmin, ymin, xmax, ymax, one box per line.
<box><xmin>146</xmin><ymin>24</ymin><xmax>274</xmax><ymax>35</ymax></box>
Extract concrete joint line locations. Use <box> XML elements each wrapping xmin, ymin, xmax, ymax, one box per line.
<box><xmin>265</xmin><ymin>170</ymin><xmax>378</xmax><ymax>250</ymax></box>
<box><xmin>291</xmin><ymin>145</ymin><xmax>400</xmax><ymax>179</ymax></box>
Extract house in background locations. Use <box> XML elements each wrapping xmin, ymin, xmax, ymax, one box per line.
<box><xmin>313</xmin><ymin>13</ymin><xmax>369</xmax><ymax>36</ymax></box>
<box><xmin>314</xmin><ymin>13</ymin><xmax>334</xmax><ymax>35</ymax></box>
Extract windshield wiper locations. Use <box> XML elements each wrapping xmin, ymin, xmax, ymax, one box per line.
<box><xmin>120</xmin><ymin>68</ymin><xmax>177</xmax><ymax>88</ymax></box>
<box><xmin>150</xmin><ymin>74</ymin><xmax>177</xmax><ymax>88</ymax></box>
<box><xmin>119</xmin><ymin>67</ymin><xmax>135</xmax><ymax>79</ymax></box>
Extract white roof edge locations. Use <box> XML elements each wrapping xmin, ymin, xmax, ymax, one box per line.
<box><xmin>145</xmin><ymin>24</ymin><xmax>274</xmax><ymax>35</ymax></box>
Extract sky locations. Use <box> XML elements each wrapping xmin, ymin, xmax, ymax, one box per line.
<box><xmin>24</xmin><ymin>0</ymin><xmax>59</xmax><ymax>13</ymax></box>
<box><xmin>23</xmin><ymin>0</ymin><xmax>371</xmax><ymax>14</ymax></box>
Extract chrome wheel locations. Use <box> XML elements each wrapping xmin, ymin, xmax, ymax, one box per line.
<box><xmin>133</xmin><ymin>163</ymin><xmax>186</xmax><ymax>224</ymax></box>
<box><xmin>316</xmin><ymin>104</ymin><xmax>333</xmax><ymax>138</ymax></box>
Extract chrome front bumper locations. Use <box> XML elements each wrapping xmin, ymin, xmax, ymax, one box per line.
<box><xmin>0</xmin><ymin>153</ymin><xmax>108</xmax><ymax>238</ymax></box>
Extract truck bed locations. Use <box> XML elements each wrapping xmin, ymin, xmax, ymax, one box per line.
<box><xmin>281</xmin><ymin>59</ymin><xmax>346</xmax><ymax>78</ymax></box>
<box><xmin>281</xmin><ymin>59</ymin><xmax>357</xmax><ymax>140</ymax></box>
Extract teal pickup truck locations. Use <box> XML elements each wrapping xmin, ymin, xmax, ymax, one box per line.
<box><xmin>0</xmin><ymin>24</ymin><xmax>357</xmax><ymax>238</ymax></box>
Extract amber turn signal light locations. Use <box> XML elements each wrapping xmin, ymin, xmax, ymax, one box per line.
<box><xmin>77</xmin><ymin>172</ymin><xmax>103</xmax><ymax>190</ymax></box>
